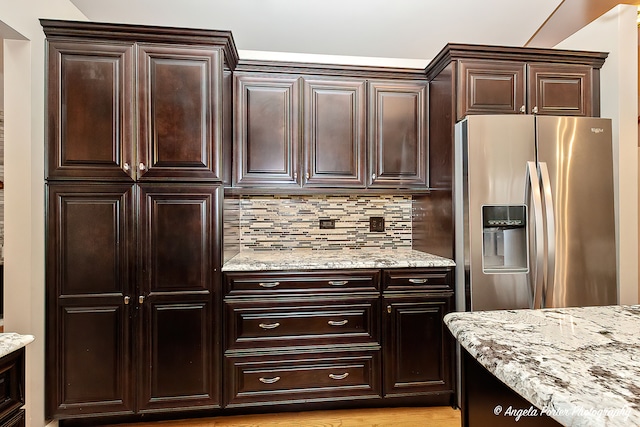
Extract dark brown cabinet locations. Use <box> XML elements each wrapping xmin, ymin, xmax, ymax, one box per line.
<box><xmin>42</xmin><ymin>20</ymin><xmax>236</xmax><ymax>422</ymax></box>
<box><xmin>303</xmin><ymin>77</ymin><xmax>366</xmax><ymax>187</ymax></box>
<box><xmin>381</xmin><ymin>268</ymin><xmax>455</xmax><ymax>400</ymax></box>
<box><xmin>457</xmin><ymin>59</ymin><xmax>595</xmax><ymax>119</ymax></box>
<box><xmin>368</xmin><ymin>80</ymin><xmax>428</xmax><ymax>188</ymax></box>
<box><xmin>222</xmin><ymin>270</ymin><xmax>382</xmax><ymax>407</ymax></box>
<box><xmin>233</xmin><ymin>73</ymin><xmax>301</xmax><ymax>187</ymax></box>
<box><xmin>46</xmin><ymin>183</ymin><xmax>222</xmax><ymax>418</ymax></box>
<box><xmin>0</xmin><ymin>348</ymin><xmax>27</xmax><ymax>427</ymax></box>
<box><xmin>232</xmin><ymin>63</ymin><xmax>428</xmax><ymax>190</ymax></box>
<box><xmin>46</xmin><ymin>29</ymin><xmax>228</xmax><ymax>182</ymax></box>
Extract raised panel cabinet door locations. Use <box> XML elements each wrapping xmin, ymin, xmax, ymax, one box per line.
<box><xmin>234</xmin><ymin>73</ymin><xmax>300</xmax><ymax>186</ymax></box>
<box><xmin>382</xmin><ymin>294</ymin><xmax>454</xmax><ymax>398</ymax></box>
<box><xmin>137</xmin><ymin>184</ymin><xmax>221</xmax><ymax>412</ymax></box>
<box><xmin>46</xmin><ymin>41</ymin><xmax>135</xmax><ymax>180</ymax></box>
<box><xmin>527</xmin><ymin>63</ymin><xmax>593</xmax><ymax>116</ymax></box>
<box><xmin>457</xmin><ymin>60</ymin><xmax>526</xmax><ymax>119</ymax></box>
<box><xmin>137</xmin><ymin>44</ymin><xmax>223</xmax><ymax>180</ymax></box>
<box><xmin>302</xmin><ymin>78</ymin><xmax>366</xmax><ymax>187</ymax></box>
<box><xmin>368</xmin><ymin>80</ymin><xmax>427</xmax><ymax>188</ymax></box>
<box><xmin>46</xmin><ymin>183</ymin><xmax>135</xmax><ymax>418</ymax></box>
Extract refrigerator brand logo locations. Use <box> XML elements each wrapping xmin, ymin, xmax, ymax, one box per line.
<box><xmin>591</xmin><ymin>127</ymin><xmax>605</xmax><ymax>134</ymax></box>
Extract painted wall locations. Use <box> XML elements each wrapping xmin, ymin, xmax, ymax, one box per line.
<box><xmin>0</xmin><ymin>2</ymin><xmax>87</xmax><ymax>426</ymax></box>
<box><xmin>555</xmin><ymin>4</ymin><xmax>639</xmax><ymax>305</ymax></box>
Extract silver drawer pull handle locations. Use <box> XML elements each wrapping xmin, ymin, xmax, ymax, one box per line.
<box><xmin>329</xmin><ymin>373</ymin><xmax>349</xmax><ymax>380</ymax></box>
<box><xmin>328</xmin><ymin>320</ymin><xmax>348</xmax><ymax>326</ymax></box>
<box><xmin>409</xmin><ymin>278</ymin><xmax>428</xmax><ymax>284</ymax></box>
<box><xmin>259</xmin><ymin>376</ymin><xmax>281</xmax><ymax>384</ymax></box>
<box><xmin>328</xmin><ymin>280</ymin><xmax>348</xmax><ymax>286</ymax></box>
<box><xmin>259</xmin><ymin>281</ymin><xmax>280</xmax><ymax>288</ymax></box>
<box><xmin>259</xmin><ymin>322</ymin><xmax>280</xmax><ymax>330</ymax></box>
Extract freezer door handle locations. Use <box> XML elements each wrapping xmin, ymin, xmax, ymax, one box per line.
<box><xmin>525</xmin><ymin>161</ymin><xmax>545</xmax><ymax>309</ymax></box>
<box><xmin>538</xmin><ymin>162</ymin><xmax>556</xmax><ymax>308</ymax></box>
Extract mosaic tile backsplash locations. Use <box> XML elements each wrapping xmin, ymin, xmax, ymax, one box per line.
<box><xmin>239</xmin><ymin>195</ymin><xmax>412</xmax><ymax>251</ymax></box>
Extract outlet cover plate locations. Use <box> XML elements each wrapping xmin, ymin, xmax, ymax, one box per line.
<box><xmin>319</xmin><ymin>219</ymin><xmax>336</xmax><ymax>229</ymax></box>
<box><xmin>370</xmin><ymin>216</ymin><xmax>385</xmax><ymax>232</ymax></box>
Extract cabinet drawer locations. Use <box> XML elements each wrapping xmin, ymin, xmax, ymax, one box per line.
<box><xmin>383</xmin><ymin>268</ymin><xmax>453</xmax><ymax>291</ymax></box>
<box><xmin>224</xmin><ymin>349</ymin><xmax>381</xmax><ymax>407</ymax></box>
<box><xmin>1</xmin><ymin>409</ymin><xmax>25</xmax><ymax>427</ymax></box>
<box><xmin>225</xmin><ymin>297</ymin><xmax>379</xmax><ymax>350</ymax></box>
<box><xmin>224</xmin><ymin>270</ymin><xmax>380</xmax><ymax>296</ymax></box>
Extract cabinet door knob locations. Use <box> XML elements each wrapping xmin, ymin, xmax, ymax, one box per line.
<box><xmin>387</xmin><ymin>305</ymin><xmax>392</xmax><ymax>314</ymax></box>
<box><xmin>305</xmin><ymin>172</ymin><xmax>310</xmax><ymax>180</ymax></box>
<box><xmin>409</xmin><ymin>278</ymin><xmax>428</xmax><ymax>284</ymax></box>
<box><xmin>139</xmin><ymin>295</ymin><xmax>145</xmax><ymax>304</ymax></box>
<box><xmin>123</xmin><ymin>162</ymin><xmax>131</xmax><ymax>171</ymax></box>
<box><xmin>139</xmin><ymin>162</ymin><xmax>146</xmax><ymax>171</ymax></box>
<box><xmin>258</xmin><ymin>281</ymin><xmax>280</xmax><ymax>288</ymax></box>
<box><xmin>532</xmin><ymin>106</ymin><xmax>539</xmax><ymax>114</ymax></box>
<box><xmin>124</xmin><ymin>296</ymin><xmax>130</xmax><ymax>305</ymax></box>
<box><xmin>519</xmin><ymin>105</ymin><xmax>526</xmax><ymax>113</ymax></box>
<box><xmin>259</xmin><ymin>376</ymin><xmax>281</xmax><ymax>384</ymax></box>
<box><xmin>328</xmin><ymin>320</ymin><xmax>348</xmax><ymax>326</ymax></box>
<box><xmin>371</xmin><ymin>173</ymin><xmax>377</xmax><ymax>180</ymax></box>
<box><xmin>259</xmin><ymin>322</ymin><xmax>280</xmax><ymax>330</ymax></box>
<box><xmin>294</xmin><ymin>172</ymin><xmax>298</xmax><ymax>180</ymax></box>
<box><xmin>329</xmin><ymin>373</ymin><xmax>349</xmax><ymax>380</ymax></box>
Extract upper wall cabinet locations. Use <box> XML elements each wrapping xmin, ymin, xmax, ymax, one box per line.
<box><xmin>303</xmin><ymin>77</ymin><xmax>366</xmax><ymax>188</ymax></box>
<box><xmin>367</xmin><ymin>80</ymin><xmax>427</xmax><ymax>188</ymax></box>
<box><xmin>43</xmin><ymin>20</ymin><xmax>238</xmax><ymax>182</ymax></box>
<box><xmin>233</xmin><ymin>73</ymin><xmax>301</xmax><ymax>187</ymax></box>
<box><xmin>457</xmin><ymin>59</ymin><xmax>594</xmax><ymax>119</ymax></box>
<box><xmin>426</xmin><ymin>43</ymin><xmax>607</xmax><ymax>190</ymax></box>
<box><xmin>232</xmin><ymin>62</ymin><xmax>428</xmax><ymax>190</ymax></box>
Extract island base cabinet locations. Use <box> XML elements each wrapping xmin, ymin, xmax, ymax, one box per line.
<box><xmin>462</xmin><ymin>350</ymin><xmax>561</xmax><ymax>427</ymax></box>
<box><xmin>1</xmin><ymin>410</ymin><xmax>25</xmax><ymax>427</ymax></box>
<box><xmin>224</xmin><ymin>348</ymin><xmax>382</xmax><ymax>408</ymax></box>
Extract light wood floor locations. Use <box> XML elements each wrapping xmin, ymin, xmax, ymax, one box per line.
<box><xmin>105</xmin><ymin>407</ymin><xmax>461</xmax><ymax>427</ymax></box>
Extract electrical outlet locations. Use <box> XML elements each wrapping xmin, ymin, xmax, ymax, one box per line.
<box><xmin>319</xmin><ymin>219</ymin><xmax>336</xmax><ymax>229</ymax></box>
<box><xmin>369</xmin><ymin>216</ymin><xmax>385</xmax><ymax>232</ymax></box>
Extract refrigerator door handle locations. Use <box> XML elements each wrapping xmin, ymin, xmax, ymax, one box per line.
<box><xmin>538</xmin><ymin>162</ymin><xmax>556</xmax><ymax>308</ymax></box>
<box><xmin>525</xmin><ymin>161</ymin><xmax>545</xmax><ymax>309</ymax></box>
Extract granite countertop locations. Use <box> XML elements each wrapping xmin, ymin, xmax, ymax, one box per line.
<box><xmin>0</xmin><ymin>332</ymin><xmax>35</xmax><ymax>358</ymax></box>
<box><xmin>444</xmin><ymin>305</ymin><xmax>640</xmax><ymax>427</ymax></box>
<box><xmin>222</xmin><ymin>248</ymin><xmax>455</xmax><ymax>271</ymax></box>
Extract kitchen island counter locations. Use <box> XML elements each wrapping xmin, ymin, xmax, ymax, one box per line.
<box><xmin>0</xmin><ymin>332</ymin><xmax>34</xmax><ymax>358</ymax></box>
<box><xmin>222</xmin><ymin>248</ymin><xmax>455</xmax><ymax>271</ymax></box>
<box><xmin>444</xmin><ymin>305</ymin><xmax>640</xmax><ymax>427</ymax></box>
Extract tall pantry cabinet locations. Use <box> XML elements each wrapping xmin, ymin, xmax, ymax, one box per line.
<box><xmin>42</xmin><ymin>20</ymin><xmax>238</xmax><ymax>419</ymax></box>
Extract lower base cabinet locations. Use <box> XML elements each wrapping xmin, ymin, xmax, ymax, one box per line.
<box><xmin>0</xmin><ymin>348</ymin><xmax>26</xmax><ymax>427</ymax></box>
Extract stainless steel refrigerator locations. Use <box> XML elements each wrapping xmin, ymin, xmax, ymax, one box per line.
<box><xmin>454</xmin><ymin>115</ymin><xmax>617</xmax><ymax>311</ymax></box>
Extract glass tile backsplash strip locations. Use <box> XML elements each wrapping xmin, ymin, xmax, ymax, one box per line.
<box><xmin>239</xmin><ymin>195</ymin><xmax>412</xmax><ymax>251</ymax></box>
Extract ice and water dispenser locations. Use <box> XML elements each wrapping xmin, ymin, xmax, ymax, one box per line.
<box><xmin>481</xmin><ymin>205</ymin><xmax>528</xmax><ymax>273</ymax></box>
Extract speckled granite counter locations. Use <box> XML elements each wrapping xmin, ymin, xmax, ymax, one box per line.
<box><xmin>222</xmin><ymin>248</ymin><xmax>455</xmax><ymax>271</ymax></box>
<box><xmin>0</xmin><ymin>332</ymin><xmax>34</xmax><ymax>358</ymax></box>
<box><xmin>444</xmin><ymin>305</ymin><xmax>640</xmax><ymax>427</ymax></box>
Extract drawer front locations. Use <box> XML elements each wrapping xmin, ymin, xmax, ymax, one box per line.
<box><xmin>224</xmin><ymin>349</ymin><xmax>381</xmax><ymax>407</ymax></box>
<box><xmin>0</xmin><ymin>349</ymin><xmax>24</xmax><ymax>423</ymax></box>
<box><xmin>224</xmin><ymin>270</ymin><xmax>380</xmax><ymax>295</ymax></box>
<box><xmin>383</xmin><ymin>268</ymin><xmax>453</xmax><ymax>292</ymax></box>
<box><xmin>225</xmin><ymin>297</ymin><xmax>380</xmax><ymax>350</ymax></box>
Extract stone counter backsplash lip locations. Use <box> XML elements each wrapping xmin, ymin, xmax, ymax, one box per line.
<box><xmin>221</xmin><ymin>248</ymin><xmax>455</xmax><ymax>272</ymax></box>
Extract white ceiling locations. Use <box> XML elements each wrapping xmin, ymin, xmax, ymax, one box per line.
<box><xmin>70</xmin><ymin>0</ymin><xmax>564</xmax><ymax>67</ymax></box>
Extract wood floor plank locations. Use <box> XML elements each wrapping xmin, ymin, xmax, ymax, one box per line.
<box><xmin>105</xmin><ymin>407</ymin><xmax>461</xmax><ymax>427</ymax></box>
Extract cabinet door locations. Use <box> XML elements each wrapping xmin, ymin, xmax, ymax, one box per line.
<box><xmin>457</xmin><ymin>60</ymin><xmax>526</xmax><ymax>119</ymax></box>
<box><xmin>137</xmin><ymin>184</ymin><xmax>221</xmax><ymax>412</ymax></box>
<box><xmin>528</xmin><ymin>63</ymin><xmax>593</xmax><ymax>116</ymax></box>
<box><xmin>234</xmin><ymin>73</ymin><xmax>300</xmax><ymax>186</ymax></box>
<box><xmin>46</xmin><ymin>41</ymin><xmax>135</xmax><ymax>180</ymax></box>
<box><xmin>46</xmin><ymin>183</ymin><xmax>135</xmax><ymax>418</ymax></box>
<box><xmin>302</xmin><ymin>78</ymin><xmax>366</xmax><ymax>187</ymax></box>
<box><xmin>137</xmin><ymin>44</ymin><xmax>223</xmax><ymax>180</ymax></box>
<box><xmin>382</xmin><ymin>293</ymin><xmax>454</xmax><ymax>398</ymax></box>
<box><xmin>368</xmin><ymin>81</ymin><xmax>427</xmax><ymax>188</ymax></box>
